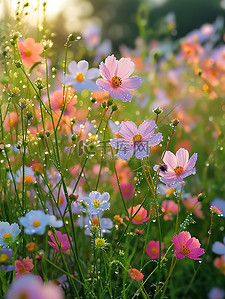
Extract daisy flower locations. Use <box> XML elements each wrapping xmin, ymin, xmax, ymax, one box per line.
<box><xmin>96</xmin><ymin>54</ymin><xmax>142</xmax><ymax>102</ymax></box>
<box><xmin>19</xmin><ymin>210</ymin><xmax>63</xmax><ymax>235</ymax></box>
<box><xmin>81</xmin><ymin>191</ymin><xmax>110</xmax><ymax>214</ymax></box>
<box><xmin>110</xmin><ymin>119</ymin><xmax>163</xmax><ymax>159</ymax></box>
<box><xmin>0</xmin><ymin>222</ymin><xmax>21</xmax><ymax>246</ymax></box>
<box><xmin>64</xmin><ymin>60</ymin><xmax>99</xmax><ymax>92</ymax></box>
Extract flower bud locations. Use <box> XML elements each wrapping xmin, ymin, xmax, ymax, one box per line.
<box><xmin>198</xmin><ymin>192</ymin><xmax>206</xmax><ymax>202</ymax></box>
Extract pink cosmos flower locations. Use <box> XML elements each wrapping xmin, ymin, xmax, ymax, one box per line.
<box><xmin>96</xmin><ymin>54</ymin><xmax>142</xmax><ymax>102</ymax></box>
<box><xmin>15</xmin><ymin>257</ymin><xmax>34</xmax><ymax>277</ymax></box>
<box><xmin>161</xmin><ymin>200</ymin><xmax>178</xmax><ymax>221</ymax></box>
<box><xmin>121</xmin><ymin>183</ymin><xmax>134</xmax><ymax>200</ymax></box>
<box><xmin>18</xmin><ymin>38</ymin><xmax>44</xmax><ymax>67</ymax></box>
<box><xmin>128</xmin><ymin>268</ymin><xmax>144</xmax><ymax>280</ymax></box>
<box><xmin>126</xmin><ymin>205</ymin><xmax>149</xmax><ymax>224</ymax></box>
<box><xmin>172</xmin><ymin>231</ymin><xmax>205</xmax><ymax>260</ymax></box>
<box><xmin>146</xmin><ymin>240</ymin><xmax>165</xmax><ymax>259</ymax></box>
<box><xmin>154</xmin><ymin>148</ymin><xmax>197</xmax><ymax>188</ymax></box>
<box><xmin>48</xmin><ymin>230</ymin><xmax>72</xmax><ymax>252</ymax></box>
<box><xmin>7</xmin><ymin>274</ymin><xmax>64</xmax><ymax>299</ymax></box>
<box><xmin>183</xmin><ymin>196</ymin><xmax>204</xmax><ymax>219</ymax></box>
<box><xmin>3</xmin><ymin>112</ymin><xmax>18</xmax><ymax>131</ymax></box>
<box><xmin>110</xmin><ymin>120</ymin><xmax>163</xmax><ymax>159</ymax></box>
<box><xmin>50</xmin><ymin>88</ymin><xmax>77</xmax><ymax>116</ymax></box>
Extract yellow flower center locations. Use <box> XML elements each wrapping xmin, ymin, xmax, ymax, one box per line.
<box><xmin>18</xmin><ymin>291</ymin><xmax>28</xmax><ymax>299</ymax></box>
<box><xmin>25</xmin><ymin>49</ymin><xmax>33</xmax><ymax>57</ymax></box>
<box><xmin>95</xmin><ymin>238</ymin><xmax>106</xmax><ymax>248</ymax></box>
<box><xmin>20</xmin><ymin>176</ymin><xmax>33</xmax><ymax>184</ymax></box>
<box><xmin>174</xmin><ymin>166</ymin><xmax>183</xmax><ymax>175</ymax></box>
<box><xmin>3</xmin><ymin>233</ymin><xmax>11</xmax><ymax>239</ymax></box>
<box><xmin>75</xmin><ymin>72</ymin><xmax>85</xmax><ymax>82</ymax></box>
<box><xmin>132</xmin><ymin>134</ymin><xmax>143</xmax><ymax>142</ymax></box>
<box><xmin>151</xmin><ymin>248</ymin><xmax>158</xmax><ymax>255</ymax></box>
<box><xmin>134</xmin><ymin>215</ymin><xmax>143</xmax><ymax>222</ymax></box>
<box><xmin>58</xmin><ymin>196</ymin><xmax>64</xmax><ymax>206</ymax></box>
<box><xmin>111</xmin><ymin>75</ymin><xmax>122</xmax><ymax>87</ymax></box>
<box><xmin>0</xmin><ymin>253</ymin><xmax>9</xmax><ymax>263</ymax></box>
<box><xmin>180</xmin><ymin>245</ymin><xmax>190</xmax><ymax>255</ymax></box>
<box><xmin>33</xmin><ymin>220</ymin><xmax>41</xmax><ymax>227</ymax></box>
<box><xmin>166</xmin><ymin>188</ymin><xmax>175</xmax><ymax>195</ymax></box>
<box><xmin>93</xmin><ymin>199</ymin><xmax>101</xmax><ymax>208</ymax></box>
<box><xmin>92</xmin><ymin>218</ymin><xmax>100</xmax><ymax>227</ymax></box>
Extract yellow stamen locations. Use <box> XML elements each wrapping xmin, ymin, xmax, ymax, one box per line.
<box><xmin>58</xmin><ymin>196</ymin><xmax>64</xmax><ymax>206</ymax></box>
<box><xmin>33</xmin><ymin>220</ymin><xmax>40</xmax><ymax>227</ymax></box>
<box><xmin>92</xmin><ymin>218</ymin><xmax>100</xmax><ymax>227</ymax></box>
<box><xmin>180</xmin><ymin>245</ymin><xmax>190</xmax><ymax>255</ymax></box>
<box><xmin>25</xmin><ymin>49</ymin><xmax>33</xmax><ymax>57</ymax></box>
<box><xmin>18</xmin><ymin>292</ymin><xmax>28</xmax><ymax>299</ymax></box>
<box><xmin>111</xmin><ymin>75</ymin><xmax>122</xmax><ymax>87</ymax></box>
<box><xmin>3</xmin><ymin>233</ymin><xmax>11</xmax><ymax>239</ymax></box>
<box><xmin>75</xmin><ymin>72</ymin><xmax>85</xmax><ymax>82</ymax></box>
<box><xmin>132</xmin><ymin>134</ymin><xmax>143</xmax><ymax>142</ymax></box>
<box><xmin>20</xmin><ymin>176</ymin><xmax>33</xmax><ymax>184</ymax></box>
<box><xmin>0</xmin><ymin>253</ymin><xmax>9</xmax><ymax>262</ymax></box>
<box><xmin>174</xmin><ymin>166</ymin><xmax>183</xmax><ymax>175</ymax></box>
<box><xmin>166</xmin><ymin>188</ymin><xmax>175</xmax><ymax>195</ymax></box>
<box><xmin>151</xmin><ymin>248</ymin><xmax>158</xmax><ymax>255</ymax></box>
<box><xmin>93</xmin><ymin>199</ymin><xmax>100</xmax><ymax>208</ymax></box>
<box><xmin>134</xmin><ymin>215</ymin><xmax>143</xmax><ymax>222</ymax></box>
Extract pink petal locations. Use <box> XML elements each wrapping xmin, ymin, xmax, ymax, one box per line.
<box><xmin>185</xmin><ymin>153</ymin><xmax>197</xmax><ymax>172</ymax></box>
<box><xmin>122</xmin><ymin>77</ymin><xmax>142</xmax><ymax>91</ymax></box>
<box><xmin>24</xmin><ymin>38</ymin><xmax>35</xmax><ymax>48</ymax></box>
<box><xmin>119</xmin><ymin>121</ymin><xmax>138</xmax><ymax>139</ymax></box>
<box><xmin>186</xmin><ymin>237</ymin><xmax>201</xmax><ymax>250</ymax></box>
<box><xmin>163</xmin><ymin>151</ymin><xmax>177</xmax><ymax>170</ymax></box>
<box><xmin>117</xmin><ymin>57</ymin><xmax>135</xmax><ymax>79</ymax></box>
<box><xmin>18</xmin><ymin>43</ymin><xmax>26</xmax><ymax>53</ymax></box>
<box><xmin>181</xmin><ymin>168</ymin><xmax>196</xmax><ymax>179</ymax></box>
<box><xmin>138</xmin><ymin>120</ymin><xmax>156</xmax><ymax>138</ymax></box>
<box><xmin>145</xmin><ymin>133</ymin><xmax>163</xmax><ymax>147</ymax></box>
<box><xmin>96</xmin><ymin>78</ymin><xmax>111</xmax><ymax>92</ymax></box>
<box><xmin>174</xmin><ymin>253</ymin><xmax>185</xmax><ymax>259</ymax></box>
<box><xmin>105</xmin><ymin>55</ymin><xmax>118</xmax><ymax>77</ymax></box>
<box><xmin>176</xmin><ymin>148</ymin><xmax>189</xmax><ymax>168</ymax></box>
<box><xmin>32</xmin><ymin>43</ymin><xmax>44</xmax><ymax>54</ymax></box>
<box><xmin>99</xmin><ymin>62</ymin><xmax>111</xmax><ymax>80</ymax></box>
<box><xmin>110</xmin><ymin>87</ymin><xmax>133</xmax><ymax>102</ymax></box>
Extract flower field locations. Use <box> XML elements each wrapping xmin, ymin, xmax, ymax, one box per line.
<box><xmin>0</xmin><ymin>1</ymin><xmax>225</xmax><ymax>298</ymax></box>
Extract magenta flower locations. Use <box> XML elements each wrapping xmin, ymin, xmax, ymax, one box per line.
<box><xmin>154</xmin><ymin>148</ymin><xmax>197</xmax><ymax>188</ymax></box>
<box><xmin>146</xmin><ymin>240</ymin><xmax>165</xmax><ymax>259</ymax></box>
<box><xmin>96</xmin><ymin>54</ymin><xmax>142</xmax><ymax>102</ymax></box>
<box><xmin>110</xmin><ymin>120</ymin><xmax>163</xmax><ymax>159</ymax></box>
<box><xmin>172</xmin><ymin>231</ymin><xmax>205</xmax><ymax>260</ymax></box>
<box><xmin>126</xmin><ymin>205</ymin><xmax>149</xmax><ymax>224</ymax></box>
<box><xmin>48</xmin><ymin>230</ymin><xmax>71</xmax><ymax>252</ymax></box>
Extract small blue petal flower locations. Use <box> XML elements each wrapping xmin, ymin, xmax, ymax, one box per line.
<box><xmin>0</xmin><ymin>222</ymin><xmax>21</xmax><ymax>246</ymax></box>
<box><xmin>0</xmin><ymin>248</ymin><xmax>15</xmax><ymax>272</ymax></box>
<box><xmin>212</xmin><ymin>237</ymin><xmax>225</xmax><ymax>261</ymax></box>
<box><xmin>19</xmin><ymin>210</ymin><xmax>62</xmax><ymax>235</ymax></box>
<box><xmin>81</xmin><ymin>191</ymin><xmax>110</xmax><ymax>214</ymax></box>
<box><xmin>64</xmin><ymin>60</ymin><xmax>99</xmax><ymax>92</ymax></box>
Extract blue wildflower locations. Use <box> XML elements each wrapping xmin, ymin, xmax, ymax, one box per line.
<box><xmin>81</xmin><ymin>191</ymin><xmax>110</xmax><ymax>214</ymax></box>
<box><xmin>0</xmin><ymin>248</ymin><xmax>15</xmax><ymax>272</ymax></box>
<box><xmin>212</xmin><ymin>237</ymin><xmax>225</xmax><ymax>261</ymax></box>
<box><xmin>19</xmin><ymin>210</ymin><xmax>63</xmax><ymax>235</ymax></box>
<box><xmin>64</xmin><ymin>60</ymin><xmax>99</xmax><ymax>92</ymax></box>
<box><xmin>0</xmin><ymin>222</ymin><xmax>21</xmax><ymax>246</ymax></box>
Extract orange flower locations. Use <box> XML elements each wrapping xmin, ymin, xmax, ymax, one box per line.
<box><xmin>128</xmin><ymin>268</ymin><xmax>144</xmax><ymax>281</ymax></box>
<box><xmin>18</xmin><ymin>38</ymin><xmax>43</xmax><ymax>67</ymax></box>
